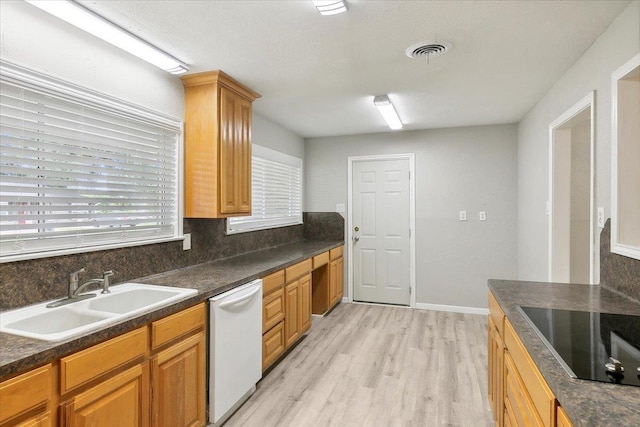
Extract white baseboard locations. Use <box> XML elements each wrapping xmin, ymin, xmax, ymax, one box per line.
<box><xmin>341</xmin><ymin>297</ymin><xmax>349</xmax><ymax>303</ymax></box>
<box><xmin>415</xmin><ymin>303</ymin><xmax>489</xmax><ymax>316</ymax></box>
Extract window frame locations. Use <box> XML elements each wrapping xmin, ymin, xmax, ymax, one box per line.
<box><xmin>0</xmin><ymin>60</ymin><xmax>184</xmax><ymax>263</ymax></box>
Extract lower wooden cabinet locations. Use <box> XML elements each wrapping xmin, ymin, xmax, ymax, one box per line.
<box><xmin>488</xmin><ymin>315</ymin><xmax>504</xmax><ymax>427</ymax></box>
<box><xmin>262</xmin><ymin>263</ymin><xmax>312</xmax><ymax>372</ymax></box>
<box><xmin>488</xmin><ymin>291</ymin><xmax>574</xmax><ymax>427</ymax></box>
<box><xmin>0</xmin><ymin>364</ymin><xmax>52</xmax><ymax>427</ymax></box>
<box><xmin>151</xmin><ymin>332</ymin><xmax>206</xmax><ymax>427</ymax></box>
<box><xmin>329</xmin><ymin>256</ymin><xmax>344</xmax><ymax>308</ymax></box>
<box><xmin>13</xmin><ymin>412</ymin><xmax>51</xmax><ymax>427</ymax></box>
<box><xmin>262</xmin><ymin>321</ymin><xmax>285</xmax><ymax>371</ymax></box>
<box><xmin>299</xmin><ymin>274</ymin><xmax>311</xmax><ymax>334</ymax></box>
<box><xmin>61</xmin><ymin>363</ymin><xmax>149</xmax><ymax>427</ymax></box>
<box><xmin>0</xmin><ymin>303</ymin><xmax>206</xmax><ymax>427</ymax></box>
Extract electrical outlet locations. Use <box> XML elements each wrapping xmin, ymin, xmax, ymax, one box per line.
<box><xmin>479</xmin><ymin>211</ymin><xmax>487</xmax><ymax>221</ymax></box>
<box><xmin>459</xmin><ymin>211</ymin><xmax>467</xmax><ymax>221</ymax></box>
<box><xmin>183</xmin><ymin>233</ymin><xmax>191</xmax><ymax>250</ymax></box>
<box><xmin>546</xmin><ymin>201</ymin><xmax>550</xmax><ymax>216</ymax></box>
<box><xmin>336</xmin><ymin>203</ymin><xmax>345</xmax><ymax>213</ymax></box>
<box><xmin>597</xmin><ymin>207</ymin><xmax>605</xmax><ymax>228</ymax></box>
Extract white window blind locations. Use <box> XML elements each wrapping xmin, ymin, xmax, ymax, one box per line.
<box><xmin>0</xmin><ymin>62</ymin><xmax>182</xmax><ymax>262</ymax></box>
<box><xmin>227</xmin><ymin>144</ymin><xmax>302</xmax><ymax>234</ymax></box>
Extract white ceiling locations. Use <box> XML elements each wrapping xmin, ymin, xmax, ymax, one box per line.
<box><xmin>82</xmin><ymin>0</ymin><xmax>630</xmax><ymax>138</ymax></box>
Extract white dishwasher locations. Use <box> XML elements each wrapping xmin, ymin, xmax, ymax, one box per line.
<box><xmin>209</xmin><ymin>279</ymin><xmax>262</xmax><ymax>426</ymax></box>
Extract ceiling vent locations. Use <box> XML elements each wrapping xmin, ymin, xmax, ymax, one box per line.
<box><xmin>405</xmin><ymin>40</ymin><xmax>452</xmax><ymax>60</ymax></box>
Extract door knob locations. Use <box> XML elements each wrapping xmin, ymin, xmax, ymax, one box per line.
<box><xmin>353</xmin><ymin>235</ymin><xmax>360</xmax><ymax>242</ymax></box>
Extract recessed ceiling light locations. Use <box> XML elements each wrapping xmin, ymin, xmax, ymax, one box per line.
<box><xmin>312</xmin><ymin>1</ymin><xmax>348</xmax><ymax>16</ymax></box>
<box><xmin>373</xmin><ymin>95</ymin><xmax>403</xmax><ymax>130</ymax></box>
<box><xmin>25</xmin><ymin>0</ymin><xmax>189</xmax><ymax>75</ymax></box>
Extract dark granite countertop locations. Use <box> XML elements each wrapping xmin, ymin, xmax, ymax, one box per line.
<box><xmin>489</xmin><ymin>279</ymin><xmax>640</xmax><ymax>427</ymax></box>
<box><xmin>0</xmin><ymin>239</ymin><xmax>343</xmax><ymax>381</ymax></box>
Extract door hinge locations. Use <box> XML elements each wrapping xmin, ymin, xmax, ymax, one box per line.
<box><xmin>409</xmin><ymin>228</ymin><xmax>411</xmax><ymax>237</ymax></box>
<box><xmin>409</xmin><ymin>287</ymin><xmax>412</xmax><ymax>295</ymax></box>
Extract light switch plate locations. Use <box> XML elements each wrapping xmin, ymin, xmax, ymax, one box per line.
<box><xmin>183</xmin><ymin>233</ymin><xmax>191</xmax><ymax>250</ymax></box>
<box><xmin>597</xmin><ymin>207</ymin><xmax>605</xmax><ymax>228</ymax></box>
<box><xmin>479</xmin><ymin>211</ymin><xmax>487</xmax><ymax>221</ymax></box>
<box><xmin>336</xmin><ymin>203</ymin><xmax>345</xmax><ymax>213</ymax></box>
<box><xmin>459</xmin><ymin>211</ymin><xmax>467</xmax><ymax>221</ymax></box>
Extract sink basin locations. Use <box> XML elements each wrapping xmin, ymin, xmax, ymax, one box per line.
<box><xmin>5</xmin><ymin>308</ymin><xmax>113</xmax><ymax>336</ymax></box>
<box><xmin>87</xmin><ymin>286</ymin><xmax>195</xmax><ymax>314</ymax></box>
<box><xmin>0</xmin><ymin>283</ymin><xmax>198</xmax><ymax>342</ymax></box>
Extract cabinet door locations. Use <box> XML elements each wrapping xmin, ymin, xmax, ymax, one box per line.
<box><xmin>556</xmin><ymin>405</ymin><xmax>573</xmax><ymax>427</ymax></box>
<box><xmin>61</xmin><ymin>363</ymin><xmax>149</xmax><ymax>427</ymax></box>
<box><xmin>336</xmin><ymin>257</ymin><xmax>344</xmax><ymax>300</ymax></box>
<box><xmin>0</xmin><ymin>364</ymin><xmax>51</xmax><ymax>426</ymax></box>
<box><xmin>299</xmin><ymin>274</ymin><xmax>311</xmax><ymax>334</ymax></box>
<box><xmin>262</xmin><ymin>320</ymin><xmax>285</xmax><ymax>372</ymax></box>
<box><xmin>219</xmin><ymin>86</ymin><xmax>239</xmax><ymax>215</ymax></box>
<box><xmin>284</xmin><ymin>280</ymin><xmax>300</xmax><ymax>348</ymax></box>
<box><xmin>235</xmin><ymin>97</ymin><xmax>252</xmax><ymax>214</ymax></box>
<box><xmin>151</xmin><ymin>332</ymin><xmax>206</xmax><ymax>427</ymax></box>
<box><xmin>329</xmin><ymin>258</ymin><xmax>344</xmax><ymax>307</ymax></box>
<box><xmin>488</xmin><ymin>320</ymin><xmax>504</xmax><ymax>427</ymax></box>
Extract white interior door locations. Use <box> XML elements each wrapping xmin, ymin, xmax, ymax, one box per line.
<box><xmin>352</xmin><ymin>159</ymin><xmax>410</xmax><ymax>305</ymax></box>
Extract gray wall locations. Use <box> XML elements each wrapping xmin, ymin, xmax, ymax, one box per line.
<box><xmin>305</xmin><ymin>124</ymin><xmax>518</xmax><ymax>310</ymax></box>
<box><xmin>517</xmin><ymin>1</ymin><xmax>640</xmax><ymax>282</ymax></box>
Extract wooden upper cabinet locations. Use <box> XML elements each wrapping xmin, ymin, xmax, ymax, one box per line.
<box><xmin>181</xmin><ymin>71</ymin><xmax>260</xmax><ymax>218</ymax></box>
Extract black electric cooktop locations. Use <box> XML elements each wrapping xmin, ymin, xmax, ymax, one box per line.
<box><xmin>518</xmin><ymin>306</ymin><xmax>640</xmax><ymax>387</ymax></box>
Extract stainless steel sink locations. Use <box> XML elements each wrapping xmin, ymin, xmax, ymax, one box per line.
<box><xmin>0</xmin><ymin>283</ymin><xmax>197</xmax><ymax>342</ymax></box>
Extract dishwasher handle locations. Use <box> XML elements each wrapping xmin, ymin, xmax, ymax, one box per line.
<box><xmin>218</xmin><ymin>285</ymin><xmax>261</xmax><ymax>309</ymax></box>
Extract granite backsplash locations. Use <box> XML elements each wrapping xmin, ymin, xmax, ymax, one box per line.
<box><xmin>0</xmin><ymin>212</ymin><xmax>344</xmax><ymax>310</ymax></box>
<box><xmin>600</xmin><ymin>219</ymin><xmax>640</xmax><ymax>302</ymax></box>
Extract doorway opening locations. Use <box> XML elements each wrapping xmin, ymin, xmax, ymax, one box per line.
<box><xmin>347</xmin><ymin>154</ymin><xmax>416</xmax><ymax>307</ymax></box>
<box><xmin>548</xmin><ymin>92</ymin><xmax>595</xmax><ymax>284</ymax></box>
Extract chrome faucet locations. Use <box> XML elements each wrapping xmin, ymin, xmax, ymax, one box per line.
<box><xmin>47</xmin><ymin>269</ymin><xmax>115</xmax><ymax>308</ymax></box>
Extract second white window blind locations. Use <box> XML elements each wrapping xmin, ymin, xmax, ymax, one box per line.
<box><xmin>227</xmin><ymin>145</ymin><xmax>302</xmax><ymax>234</ymax></box>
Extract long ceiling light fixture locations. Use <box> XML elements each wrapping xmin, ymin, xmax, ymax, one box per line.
<box><xmin>25</xmin><ymin>0</ymin><xmax>189</xmax><ymax>75</ymax></box>
<box><xmin>373</xmin><ymin>95</ymin><xmax>403</xmax><ymax>130</ymax></box>
<box><xmin>312</xmin><ymin>1</ymin><xmax>348</xmax><ymax>16</ymax></box>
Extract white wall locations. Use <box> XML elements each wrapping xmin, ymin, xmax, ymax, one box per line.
<box><xmin>0</xmin><ymin>1</ymin><xmax>304</xmax><ymax>160</ymax></box>
<box><xmin>252</xmin><ymin>113</ymin><xmax>304</xmax><ymax>159</ymax></box>
<box><xmin>517</xmin><ymin>1</ymin><xmax>640</xmax><ymax>281</ymax></box>
<box><xmin>0</xmin><ymin>0</ymin><xmax>184</xmax><ymax>118</ymax></box>
<box><xmin>305</xmin><ymin>124</ymin><xmax>518</xmax><ymax>310</ymax></box>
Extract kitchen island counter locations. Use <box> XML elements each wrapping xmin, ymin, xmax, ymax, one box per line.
<box><xmin>489</xmin><ymin>279</ymin><xmax>640</xmax><ymax>427</ymax></box>
<box><xmin>0</xmin><ymin>239</ymin><xmax>343</xmax><ymax>380</ymax></box>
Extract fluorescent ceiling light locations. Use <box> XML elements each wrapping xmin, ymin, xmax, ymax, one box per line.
<box><xmin>312</xmin><ymin>1</ymin><xmax>348</xmax><ymax>16</ymax></box>
<box><xmin>25</xmin><ymin>0</ymin><xmax>188</xmax><ymax>75</ymax></box>
<box><xmin>373</xmin><ymin>95</ymin><xmax>403</xmax><ymax>130</ymax></box>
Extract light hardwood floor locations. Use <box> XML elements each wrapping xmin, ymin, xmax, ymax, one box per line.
<box><xmin>225</xmin><ymin>303</ymin><xmax>494</xmax><ymax>427</ymax></box>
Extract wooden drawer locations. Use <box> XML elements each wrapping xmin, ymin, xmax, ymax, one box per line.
<box><xmin>263</xmin><ymin>270</ymin><xmax>285</xmax><ymax>296</ymax></box>
<box><xmin>504</xmin><ymin>319</ymin><xmax>555</xmax><ymax>427</ymax></box>
<box><xmin>312</xmin><ymin>251</ymin><xmax>330</xmax><ymax>269</ymax></box>
<box><xmin>504</xmin><ymin>352</ymin><xmax>544</xmax><ymax>427</ymax></box>
<box><xmin>285</xmin><ymin>259</ymin><xmax>312</xmax><ymax>282</ymax></box>
<box><xmin>262</xmin><ymin>320</ymin><xmax>285</xmax><ymax>371</ymax></box>
<box><xmin>263</xmin><ymin>287</ymin><xmax>285</xmax><ymax>333</ymax></box>
<box><xmin>60</xmin><ymin>327</ymin><xmax>147</xmax><ymax>394</ymax></box>
<box><xmin>0</xmin><ymin>364</ymin><xmax>51</xmax><ymax>423</ymax></box>
<box><xmin>151</xmin><ymin>303</ymin><xmax>205</xmax><ymax>350</ymax></box>
<box><xmin>488</xmin><ymin>291</ymin><xmax>505</xmax><ymax>337</ymax></box>
<box><xmin>329</xmin><ymin>246</ymin><xmax>343</xmax><ymax>260</ymax></box>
